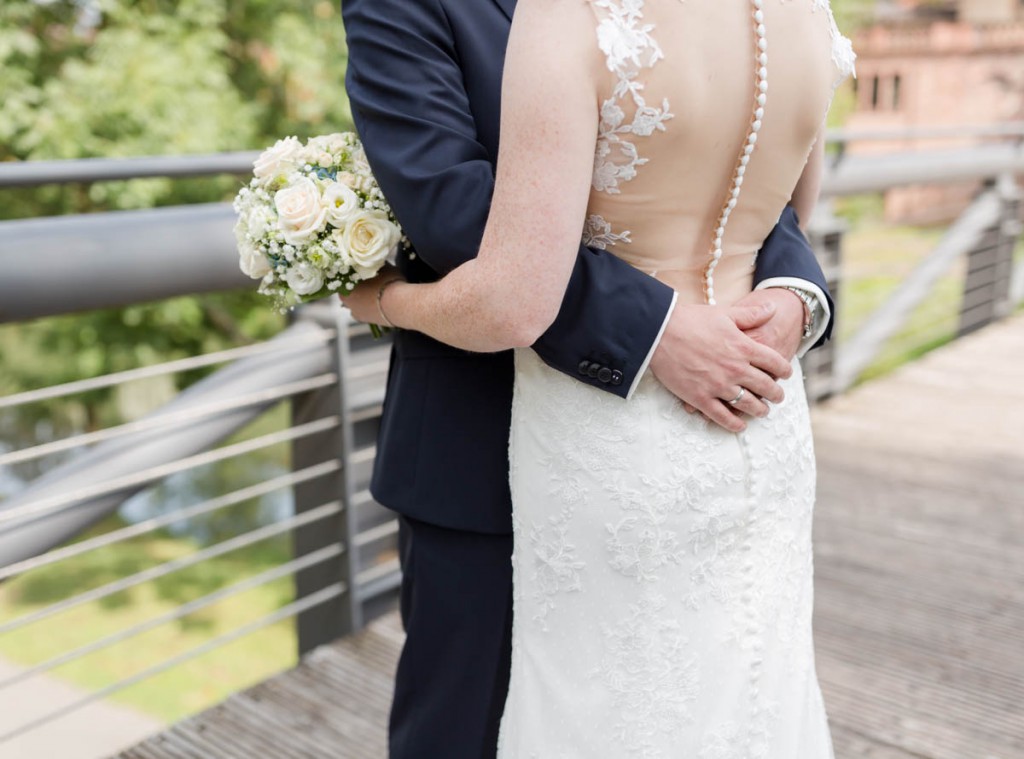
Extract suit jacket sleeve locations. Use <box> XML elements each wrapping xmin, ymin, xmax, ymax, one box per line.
<box><xmin>754</xmin><ymin>206</ymin><xmax>835</xmax><ymax>349</ymax></box>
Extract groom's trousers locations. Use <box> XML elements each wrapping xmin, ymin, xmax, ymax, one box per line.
<box><xmin>389</xmin><ymin>515</ymin><xmax>514</xmax><ymax>759</ymax></box>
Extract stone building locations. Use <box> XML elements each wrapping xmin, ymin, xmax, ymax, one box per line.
<box><xmin>844</xmin><ymin>0</ymin><xmax>1024</xmax><ymax>222</ymax></box>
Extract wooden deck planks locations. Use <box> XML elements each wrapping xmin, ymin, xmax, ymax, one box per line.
<box><xmin>115</xmin><ymin>316</ymin><xmax>1024</xmax><ymax>759</ymax></box>
<box><xmin>812</xmin><ymin>314</ymin><xmax>1024</xmax><ymax>759</ymax></box>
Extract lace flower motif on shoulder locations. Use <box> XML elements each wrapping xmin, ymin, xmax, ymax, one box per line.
<box><xmin>588</xmin><ymin>0</ymin><xmax>673</xmax><ymax>197</ymax></box>
<box><xmin>810</xmin><ymin>0</ymin><xmax>857</xmax><ymax>84</ymax></box>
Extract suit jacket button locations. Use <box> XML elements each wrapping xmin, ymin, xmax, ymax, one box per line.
<box><xmin>578</xmin><ymin>360</ymin><xmax>591</xmax><ymax>375</ymax></box>
<box><xmin>611</xmin><ymin>370</ymin><xmax>624</xmax><ymax>386</ymax></box>
<box><xmin>588</xmin><ymin>364</ymin><xmax>600</xmax><ymax>379</ymax></box>
<box><xmin>597</xmin><ymin>367</ymin><xmax>613</xmax><ymax>384</ymax></box>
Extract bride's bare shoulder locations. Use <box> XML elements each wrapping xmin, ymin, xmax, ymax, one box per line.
<box><xmin>506</xmin><ymin>0</ymin><xmax>604</xmax><ymax>67</ymax></box>
<box><xmin>511</xmin><ymin>0</ymin><xmax>602</xmax><ymax>37</ymax></box>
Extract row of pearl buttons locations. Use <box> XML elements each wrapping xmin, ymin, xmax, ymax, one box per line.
<box><xmin>704</xmin><ymin>0</ymin><xmax>769</xmax><ymax>306</ymax></box>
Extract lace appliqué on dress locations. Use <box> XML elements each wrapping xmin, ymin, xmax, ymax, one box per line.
<box><xmin>583</xmin><ymin>214</ymin><xmax>632</xmax><ymax>249</ymax></box>
<box><xmin>807</xmin><ymin>0</ymin><xmax>857</xmax><ymax>86</ymax></box>
<box><xmin>527</xmin><ymin>502</ymin><xmax>586</xmax><ymax>632</ymax></box>
<box><xmin>590</xmin><ymin>0</ymin><xmax>673</xmax><ymax>195</ymax></box>
<box><xmin>698</xmin><ymin>697</ymin><xmax>781</xmax><ymax>759</ymax></box>
<box><xmin>584</xmin><ymin>0</ymin><xmax>673</xmax><ymax>248</ymax></box>
<box><xmin>592</xmin><ymin>592</ymin><xmax>700</xmax><ymax>758</ymax></box>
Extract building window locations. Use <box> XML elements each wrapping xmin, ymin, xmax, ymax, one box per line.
<box><xmin>861</xmin><ymin>73</ymin><xmax>904</xmax><ymax>113</ymax></box>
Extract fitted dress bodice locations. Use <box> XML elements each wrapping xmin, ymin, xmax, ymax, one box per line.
<box><xmin>581</xmin><ymin>0</ymin><xmax>855</xmax><ymax>306</ymax></box>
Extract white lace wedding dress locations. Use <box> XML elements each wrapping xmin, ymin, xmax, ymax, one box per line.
<box><xmin>497</xmin><ymin>1</ymin><xmax>855</xmax><ymax>757</ymax></box>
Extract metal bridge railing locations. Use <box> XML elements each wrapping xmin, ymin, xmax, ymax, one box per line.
<box><xmin>0</xmin><ymin>131</ymin><xmax>1022</xmax><ymax>743</ymax></box>
<box><xmin>0</xmin><ymin>292</ymin><xmax>395</xmax><ymax>742</ymax></box>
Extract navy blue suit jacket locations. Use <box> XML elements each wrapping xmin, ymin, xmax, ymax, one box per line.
<box><xmin>342</xmin><ymin>0</ymin><xmax>833</xmax><ymax>535</ymax></box>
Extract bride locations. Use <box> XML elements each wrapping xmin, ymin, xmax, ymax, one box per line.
<box><xmin>342</xmin><ymin>0</ymin><xmax>855</xmax><ymax>755</ymax></box>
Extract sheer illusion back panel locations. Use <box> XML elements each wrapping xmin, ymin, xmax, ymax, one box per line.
<box><xmin>581</xmin><ymin>0</ymin><xmax>853</xmax><ymax>307</ymax></box>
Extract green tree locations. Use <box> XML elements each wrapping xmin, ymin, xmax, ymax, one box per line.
<box><xmin>0</xmin><ymin>0</ymin><xmax>352</xmax><ymax>216</ymax></box>
<box><xmin>0</xmin><ymin>0</ymin><xmax>353</xmax><ymax>417</ymax></box>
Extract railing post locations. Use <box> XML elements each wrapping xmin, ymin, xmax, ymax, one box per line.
<box><xmin>803</xmin><ymin>200</ymin><xmax>846</xmax><ymax>403</ymax></box>
<box><xmin>958</xmin><ymin>175</ymin><xmax>1022</xmax><ymax>336</ymax></box>
<box><xmin>290</xmin><ymin>300</ymin><xmax>363</xmax><ymax>655</ymax></box>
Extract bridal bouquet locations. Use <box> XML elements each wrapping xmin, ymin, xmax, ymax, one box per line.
<box><xmin>233</xmin><ymin>133</ymin><xmax>402</xmax><ymax>326</ymax></box>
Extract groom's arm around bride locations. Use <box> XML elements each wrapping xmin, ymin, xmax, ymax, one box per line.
<box><xmin>341</xmin><ymin>1</ymin><xmax>835</xmax><ymax>757</ymax></box>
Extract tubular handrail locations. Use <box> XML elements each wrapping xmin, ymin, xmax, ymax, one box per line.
<box><xmin>0</xmin><ymin>151</ymin><xmax>259</xmax><ymax>188</ymax></box>
<box><xmin>0</xmin><ymin>204</ymin><xmax>249</xmax><ymax>322</ymax></box>
<box><xmin>1</xmin><ymin>141</ymin><xmax>1022</xmax><ymax>325</ymax></box>
<box><xmin>0</xmin><ymin>124</ymin><xmax>1021</xmax><ymax>189</ymax></box>
<box><xmin>822</xmin><ymin>142</ymin><xmax>1024</xmax><ymax>196</ymax></box>
<box><xmin>827</xmin><ymin>121</ymin><xmax>1024</xmax><ymax>144</ymax></box>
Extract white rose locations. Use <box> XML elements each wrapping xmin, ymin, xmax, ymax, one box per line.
<box><xmin>238</xmin><ymin>239</ymin><xmax>271</xmax><ymax>279</ymax></box>
<box><xmin>349</xmin><ymin>146</ymin><xmax>372</xmax><ymax>176</ymax></box>
<box><xmin>308</xmin><ymin>133</ymin><xmax>345</xmax><ymax>155</ymax></box>
<box><xmin>275</xmin><ymin>177</ymin><xmax>328</xmax><ymax>246</ymax></box>
<box><xmin>285</xmin><ymin>262</ymin><xmax>325</xmax><ymax>296</ymax></box>
<box><xmin>328</xmin><ymin>228</ymin><xmax>354</xmax><ymax>269</ymax></box>
<box><xmin>305</xmin><ymin>135</ymin><xmax>333</xmax><ymax>154</ymax></box>
<box><xmin>322</xmin><ymin>182</ymin><xmax>362</xmax><ymax>228</ymax></box>
<box><xmin>253</xmin><ymin>137</ymin><xmax>303</xmax><ymax>182</ymax></box>
<box><xmin>342</xmin><ymin>210</ymin><xmax>400</xmax><ymax>276</ymax></box>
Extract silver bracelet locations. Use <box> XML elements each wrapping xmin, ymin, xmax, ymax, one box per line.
<box><xmin>376</xmin><ymin>279</ymin><xmax>400</xmax><ymax>329</ymax></box>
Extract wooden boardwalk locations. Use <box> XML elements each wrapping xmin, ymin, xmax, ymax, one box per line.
<box><xmin>116</xmin><ymin>315</ymin><xmax>1024</xmax><ymax>759</ymax></box>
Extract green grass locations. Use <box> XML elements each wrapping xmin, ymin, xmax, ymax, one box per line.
<box><xmin>0</xmin><ymin>516</ymin><xmax>299</xmax><ymax>723</ymax></box>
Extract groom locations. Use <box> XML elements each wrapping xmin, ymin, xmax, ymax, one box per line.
<box><xmin>341</xmin><ymin>0</ymin><xmax>833</xmax><ymax>756</ymax></box>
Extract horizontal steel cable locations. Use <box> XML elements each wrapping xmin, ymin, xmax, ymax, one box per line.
<box><xmin>0</xmin><ymin>374</ymin><xmax>337</xmax><ymax>467</ymax></box>
<box><xmin>0</xmin><ymin>461</ymin><xmax>340</xmax><ymax>582</ymax></box>
<box><xmin>0</xmin><ymin>583</ymin><xmax>344</xmax><ymax>745</ymax></box>
<box><xmin>0</xmin><ymin>418</ymin><xmax>339</xmax><ymax>527</ymax></box>
<box><xmin>0</xmin><ymin>330</ymin><xmax>335</xmax><ymax>410</ymax></box>
<box><xmin>0</xmin><ymin>544</ymin><xmax>344</xmax><ymax>691</ymax></box>
<box><xmin>0</xmin><ymin>501</ymin><xmax>342</xmax><ymax>636</ymax></box>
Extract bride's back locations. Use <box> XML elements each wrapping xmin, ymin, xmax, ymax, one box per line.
<box><xmin>579</xmin><ymin>0</ymin><xmax>855</xmax><ymax>306</ymax></box>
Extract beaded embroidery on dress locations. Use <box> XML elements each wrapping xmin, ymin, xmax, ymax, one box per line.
<box><xmin>497</xmin><ymin>1</ymin><xmax>853</xmax><ymax>757</ymax></box>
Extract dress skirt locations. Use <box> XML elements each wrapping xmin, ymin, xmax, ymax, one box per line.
<box><xmin>497</xmin><ymin>348</ymin><xmax>834</xmax><ymax>759</ymax></box>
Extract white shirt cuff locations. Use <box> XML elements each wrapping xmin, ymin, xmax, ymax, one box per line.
<box><xmin>626</xmin><ymin>290</ymin><xmax>678</xmax><ymax>399</ymax></box>
<box><xmin>754</xmin><ymin>277</ymin><xmax>831</xmax><ymax>358</ymax></box>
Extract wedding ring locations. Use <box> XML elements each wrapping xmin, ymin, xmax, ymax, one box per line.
<box><xmin>726</xmin><ymin>388</ymin><xmax>746</xmax><ymax>406</ymax></box>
